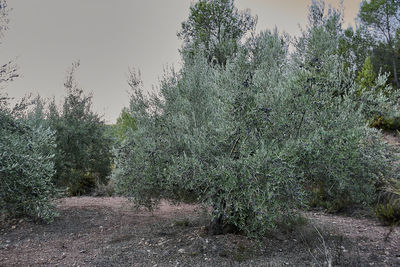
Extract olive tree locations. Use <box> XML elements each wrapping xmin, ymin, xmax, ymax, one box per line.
<box><xmin>114</xmin><ymin>0</ymin><xmax>396</xmax><ymax>236</ymax></box>
<box><xmin>0</xmin><ymin>0</ymin><xmax>58</xmax><ymax>222</ymax></box>
<box><xmin>48</xmin><ymin>62</ymin><xmax>113</xmax><ymax>195</ymax></box>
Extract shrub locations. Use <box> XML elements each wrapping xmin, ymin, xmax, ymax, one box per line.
<box><xmin>48</xmin><ymin>62</ymin><xmax>113</xmax><ymax>195</ymax></box>
<box><xmin>0</xmin><ymin>111</ymin><xmax>58</xmax><ymax>222</ymax></box>
<box><xmin>375</xmin><ymin>179</ymin><xmax>400</xmax><ymax>225</ymax></box>
<box><xmin>93</xmin><ymin>178</ymin><xmax>115</xmax><ymax>197</ymax></box>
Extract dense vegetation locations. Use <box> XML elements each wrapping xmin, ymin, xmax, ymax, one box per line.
<box><xmin>0</xmin><ymin>1</ymin><xmax>112</xmax><ymax>221</ymax></box>
<box><xmin>1</xmin><ymin>0</ymin><xmax>400</xmax><ymax>234</ymax></box>
<box><xmin>112</xmin><ymin>0</ymin><xmax>399</xmax><ymax>236</ymax></box>
<box><xmin>0</xmin><ymin>1</ymin><xmax>57</xmax><ymax>222</ymax></box>
<box><xmin>47</xmin><ymin>62</ymin><xmax>113</xmax><ymax>196</ymax></box>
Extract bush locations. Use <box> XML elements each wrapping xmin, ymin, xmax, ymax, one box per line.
<box><xmin>375</xmin><ymin>203</ymin><xmax>400</xmax><ymax>225</ymax></box>
<box><xmin>92</xmin><ymin>179</ymin><xmax>114</xmax><ymax>197</ymax></box>
<box><xmin>66</xmin><ymin>171</ymin><xmax>96</xmax><ymax>196</ymax></box>
<box><xmin>0</xmin><ymin>111</ymin><xmax>58</xmax><ymax>222</ymax></box>
<box><xmin>113</xmin><ymin>1</ymin><xmax>397</xmax><ymax>236</ymax></box>
<box><xmin>370</xmin><ymin>116</ymin><xmax>400</xmax><ymax>130</ymax></box>
<box><xmin>375</xmin><ymin>179</ymin><xmax>400</xmax><ymax>225</ymax></box>
<box><xmin>48</xmin><ymin>62</ymin><xmax>113</xmax><ymax>195</ymax></box>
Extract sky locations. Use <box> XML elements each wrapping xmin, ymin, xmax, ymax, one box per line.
<box><xmin>0</xmin><ymin>0</ymin><xmax>362</xmax><ymax>123</ymax></box>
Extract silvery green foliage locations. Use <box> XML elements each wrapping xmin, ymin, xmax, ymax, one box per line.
<box><xmin>288</xmin><ymin>1</ymin><xmax>396</xmax><ymax>209</ymax></box>
<box><xmin>47</xmin><ymin>62</ymin><xmax>112</xmax><ymax>195</ymax></box>
<box><xmin>352</xmin><ymin>72</ymin><xmax>400</xmax><ymax>123</ymax></box>
<box><xmin>0</xmin><ymin>109</ymin><xmax>58</xmax><ymax>222</ymax></box>
<box><xmin>0</xmin><ymin>0</ymin><xmax>57</xmax><ymax>222</ymax></box>
<box><xmin>113</xmin><ymin>75</ymin><xmax>162</xmax><ymax>208</ymax></box>
<box><xmin>114</xmin><ymin>1</ymin><xmax>396</xmax><ymax>236</ymax></box>
<box><xmin>114</xmin><ymin>32</ymin><xmax>305</xmax><ymax>236</ymax></box>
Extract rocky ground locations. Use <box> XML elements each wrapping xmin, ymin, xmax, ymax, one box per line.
<box><xmin>1</xmin><ymin>197</ymin><xmax>400</xmax><ymax>266</ymax></box>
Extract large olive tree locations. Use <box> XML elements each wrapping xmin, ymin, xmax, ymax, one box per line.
<box><xmin>114</xmin><ymin>0</ymin><xmax>396</xmax><ymax>236</ymax></box>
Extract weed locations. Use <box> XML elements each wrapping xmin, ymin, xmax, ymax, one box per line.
<box><xmin>174</xmin><ymin>218</ymin><xmax>191</xmax><ymax>227</ymax></box>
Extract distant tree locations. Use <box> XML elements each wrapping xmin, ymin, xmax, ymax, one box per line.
<box><xmin>114</xmin><ymin>107</ymin><xmax>136</xmax><ymax>142</ymax></box>
<box><xmin>359</xmin><ymin>0</ymin><xmax>400</xmax><ymax>87</ymax></box>
<box><xmin>49</xmin><ymin>62</ymin><xmax>112</xmax><ymax>195</ymax></box>
<box><xmin>338</xmin><ymin>25</ymin><xmax>374</xmax><ymax>73</ymax></box>
<box><xmin>294</xmin><ymin>0</ymin><xmax>343</xmax><ymax>70</ymax></box>
<box><xmin>178</xmin><ymin>0</ymin><xmax>256</xmax><ymax>66</ymax></box>
<box><xmin>356</xmin><ymin>56</ymin><xmax>376</xmax><ymax>93</ymax></box>
<box><xmin>0</xmin><ymin>0</ymin><xmax>17</xmax><ymax>107</ymax></box>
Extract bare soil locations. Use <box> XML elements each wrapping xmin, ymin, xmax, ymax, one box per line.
<box><xmin>1</xmin><ymin>131</ymin><xmax>400</xmax><ymax>266</ymax></box>
<box><xmin>0</xmin><ymin>197</ymin><xmax>399</xmax><ymax>266</ymax></box>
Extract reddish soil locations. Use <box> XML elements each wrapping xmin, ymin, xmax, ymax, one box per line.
<box><xmin>1</xmin><ymin>197</ymin><xmax>400</xmax><ymax>266</ymax></box>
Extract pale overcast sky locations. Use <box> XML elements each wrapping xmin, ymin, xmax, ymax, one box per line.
<box><xmin>0</xmin><ymin>0</ymin><xmax>362</xmax><ymax>123</ymax></box>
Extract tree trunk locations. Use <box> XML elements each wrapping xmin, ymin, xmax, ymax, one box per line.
<box><xmin>391</xmin><ymin>49</ymin><xmax>400</xmax><ymax>88</ymax></box>
<box><xmin>208</xmin><ymin>197</ymin><xmax>239</xmax><ymax>235</ymax></box>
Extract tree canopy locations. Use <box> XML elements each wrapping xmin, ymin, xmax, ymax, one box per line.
<box><xmin>113</xmin><ymin>0</ymin><xmax>398</xmax><ymax>236</ymax></box>
<box><xmin>178</xmin><ymin>0</ymin><xmax>256</xmax><ymax>66</ymax></box>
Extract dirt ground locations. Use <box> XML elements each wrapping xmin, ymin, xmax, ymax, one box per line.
<box><xmin>0</xmin><ymin>197</ymin><xmax>399</xmax><ymax>267</ymax></box>
<box><xmin>1</xmin><ymin>131</ymin><xmax>400</xmax><ymax>266</ymax></box>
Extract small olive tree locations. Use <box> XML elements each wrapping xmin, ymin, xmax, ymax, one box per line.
<box><xmin>48</xmin><ymin>62</ymin><xmax>113</xmax><ymax>195</ymax></box>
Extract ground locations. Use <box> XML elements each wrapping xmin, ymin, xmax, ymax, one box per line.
<box><xmin>1</xmin><ymin>131</ymin><xmax>400</xmax><ymax>266</ymax></box>
<box><xmin>0</xmin><ymin>197</ymin><xmax>399</xmax><ymax>267</ymax></box>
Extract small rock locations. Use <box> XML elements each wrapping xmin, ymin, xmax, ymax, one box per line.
<box><xmin>178</xmin><ymin>248</ymin><xmax>185</xmax><ymax>253</ymax></box>
<box><xmin>162</xmin><ymin>250</ymin><xmax>170</xmax><ymax>257</ymax></box>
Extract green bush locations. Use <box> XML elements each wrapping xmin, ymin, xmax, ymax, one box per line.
<box><xmin>370</xmin><ymin>116</ymin><xmax>400</xmax><ymax>130</ymax></box>
<box><xmin>113</xmin><ymin>0</ymin><xmax>397</xmax><ymax>236</ymax></box>
<box><xmin>48</xmin><ymin>62</ymin><xmax>113</xmax><ymax>195</ymax></box>
<box><xmin>93</xmin><ymin>179</ymin><xmax>114</xmax><ymax>197</ymax></box>
<box><xmin>66</xmin><ymin>171</ymin><xmax>96</xmax><ymax>196</ymax></box>
<box><xmin>375</xmin><ymin>179</ymin><xmax>400</xmax><ymax>225</ymax></box>
<box><xmin>375</xmin><ymin>203</ymin><xmax>400</xmax><ymax>225</ymax></box>
<box><xmin>0</xmin><ymin>111</ymin><xmax>58</xmax><ymax>222</ymax></box>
